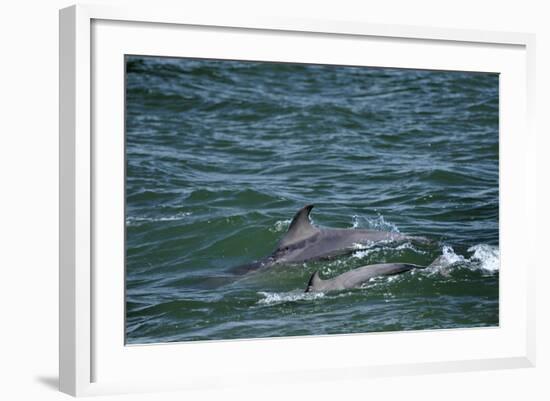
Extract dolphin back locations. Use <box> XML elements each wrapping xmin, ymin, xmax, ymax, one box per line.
<box><xmin>359</xmin><ymin>263</ymin><xmax>422</xmax><ymax>278</ymax></box>
<box><xmin>228</xmin><ymin>204</ymin><xmax>432</xmax><ymax>274</ymax></box>
<box><xmin>305</xmin><ymin>263</ymin><xmax>425</xmax><ymax>293</ymax></box>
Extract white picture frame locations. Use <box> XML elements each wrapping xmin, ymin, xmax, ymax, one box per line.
<box><xmin>59</xmin><ymin>3</ymin><xmax>536</xmax><ymax>397</ymax></box>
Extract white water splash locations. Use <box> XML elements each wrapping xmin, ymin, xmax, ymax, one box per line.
<box><xmin>395</xmin><ymin>242</ymin><xmax>428</xmax><ymax>254</ymax></box>
<box><xmin>429</xmin><ymin>244</ymin><xmax>499</xmax><ymax>275</ymax></box>
<box><xmin>257</xmin><ymin>291</ymin><xmax>324</xmax><ymax>306</ymax></box>
<box><xmin>442</xmin><ymin>245</ymin><xmax>467</xmax><ymax>264</ymax></box>
<box><xmin>367</xmin><ymin>215</ymin><xmax>400</xmax><ymax>232</ymax></box>
<box><xmin>351</xmin><ymin>213</ymin><xmax>400</xmax><ymax>232</ymax></box>
<box><xmin>351</xmin><ymin>248</ymin><xmax>376</xmax><ymax>259</ymax></box>
<box><xmin>270</xmin><ymin>219</ymin><xmax>291</xmax><ymax>232</ymax></box>
<box><xmin>468</xmin><ymin>244</ymin><xmax>500</xmax><ymax>272</ymax></box>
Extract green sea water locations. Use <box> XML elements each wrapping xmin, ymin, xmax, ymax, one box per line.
<box><xmin>125</xmin><ymin>56</ymin><xmax>499</xmax><ymax>344</ymax></box>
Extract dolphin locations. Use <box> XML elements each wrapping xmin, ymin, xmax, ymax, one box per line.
<box><xmin>231</xmin><ymin>204</ymin><xmax>429</xmax><ymax>274</ymax></box>
<box><xmin>305</xmin><ymin>263</ymin><xmax>425</xmax><ymax>293</ymax></box>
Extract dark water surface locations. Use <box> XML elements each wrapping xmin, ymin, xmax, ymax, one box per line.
<box><xmin>125</xmin><ymin>56</ymin><xmax>499</xmax><ymax>344</ymax></box>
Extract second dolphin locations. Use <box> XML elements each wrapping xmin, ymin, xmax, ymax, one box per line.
<box><xmin>305</xmin><ymin>263</ymin><xmax>426</xmax><ymax>293</ymax></box>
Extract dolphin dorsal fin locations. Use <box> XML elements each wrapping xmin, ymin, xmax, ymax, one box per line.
<box><xmin>278</xmin><ymin>204</ymin><xmax>318</xmax><ymax>248</ymax></box>
<box><xmin>305</xmin><ymin>270</ymin><xmax>322</xmax><ymax>292</ymax></box>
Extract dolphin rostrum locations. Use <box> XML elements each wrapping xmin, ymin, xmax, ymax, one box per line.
<box><xmin>231</xmin><ymin>204</ymin><xmax>429</xmax><ymax>274</ymax></box>
<box><xmin>305</xmin><ymin>263</ymin><xmax>425</xmax><ymax>293</ymax></box>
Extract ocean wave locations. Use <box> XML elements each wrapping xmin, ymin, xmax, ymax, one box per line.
<box><xmin>185</xmin><ymin>188</ymin><xmax>277</xmax><ymax>205</ymax></box>
<box><xmin>126</xmin><ymin>212</ymin><xmax>191</xmax><ymax>226</ymax></box>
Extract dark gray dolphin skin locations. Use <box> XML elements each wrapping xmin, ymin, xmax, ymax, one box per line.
<box><xmin>231</xmin><ymin>204</ymin><xmax>429</xmax><ymax>274</ymax></box>
<box><xmin>305</xmin><ymin>263</ymin><xmax>425</xmax><ymax>293</ymax></box>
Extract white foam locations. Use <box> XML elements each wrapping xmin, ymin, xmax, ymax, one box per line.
<box><xmin>270</xmin><ymin>219</ymin><xmax>291</xmax><ymax>232</ymax></box>
<box><xmin>441</xmin><ymin>245</ymin><xmax>467</xmax><ymax>264</ymax></box>
<box><xmin>429</xmin><ymin>244</ymin><xmax>499</xmax><ymax>275</ymax></box>
<box><xmin>351</xmin><ymin>248</ymin><xmax>376</xmax><ymax>259</ymax></box>
<box><xmin>257</xmin><ymin>291</ymin><xmax>324</xmax><ymax>305</ymax></box>
<box><xmin>468</xmin><ymin>244</ymin><xmax>500</xmax><ymax>272</ymax></box>
<box><xmin>395</xmin><ymin>242</ymin><xmax>428</xmax><ymax>254</ymax></box>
